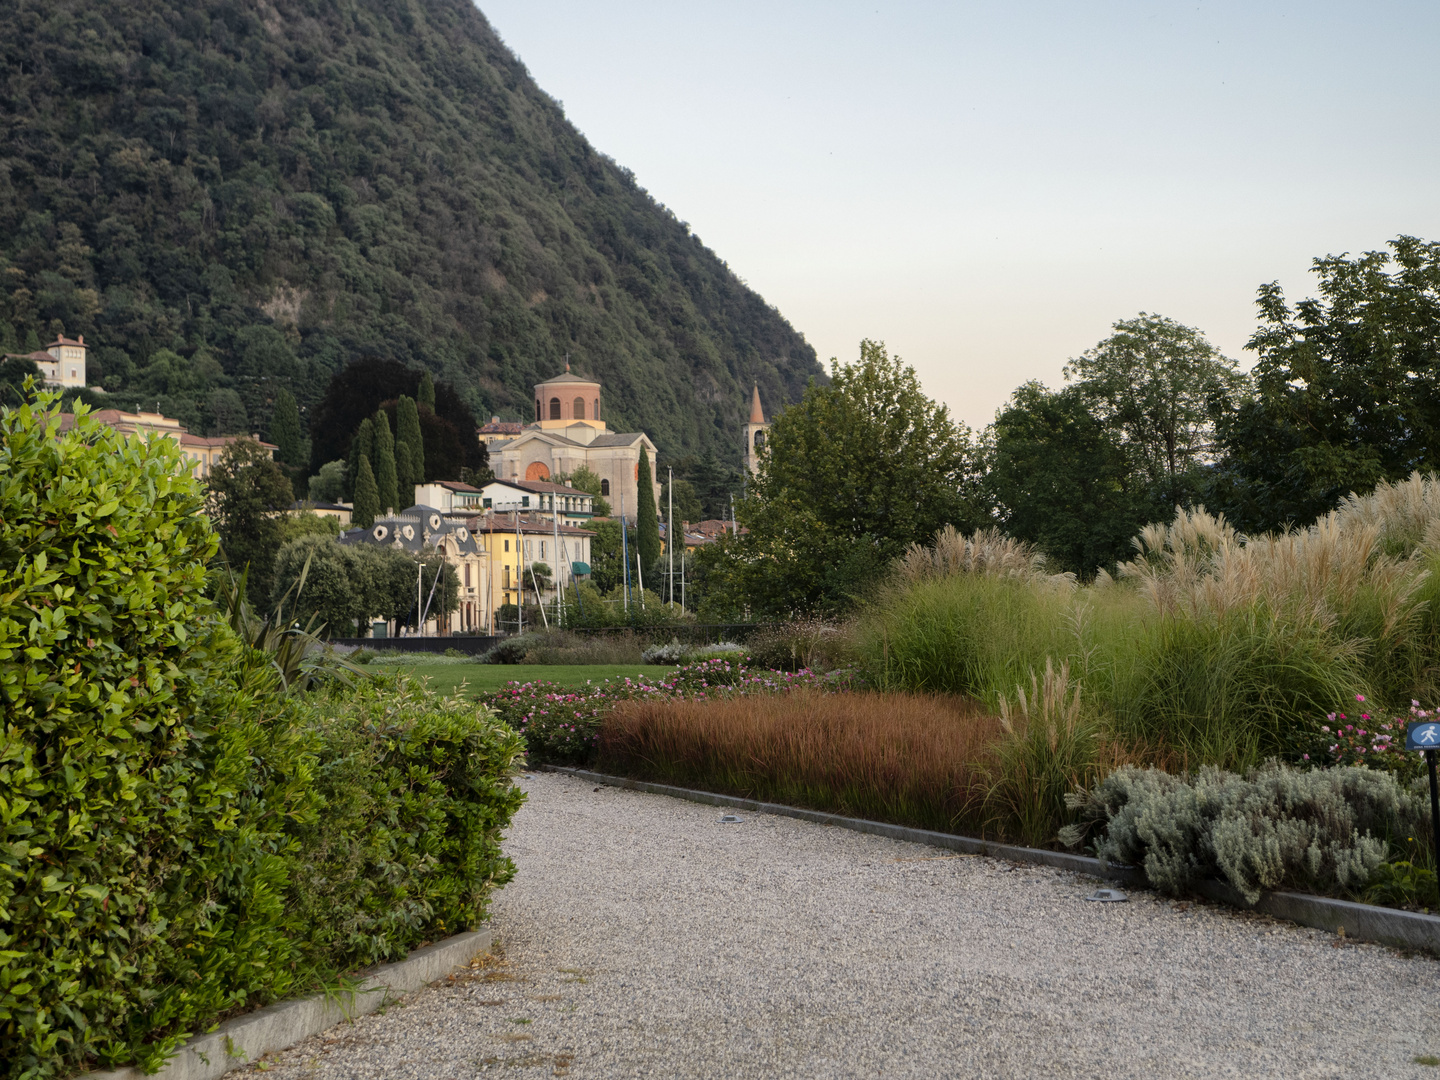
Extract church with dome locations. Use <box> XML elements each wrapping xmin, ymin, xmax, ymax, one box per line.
<box><xmin>481</xmin><ymin>366</ymin><xmax>661</xmax><ymax>521</ymax></box>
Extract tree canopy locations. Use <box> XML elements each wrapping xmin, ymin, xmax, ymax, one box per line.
<box><xmin>1211</xmin><ymin>236</ymin><xmax>1440</xmax><ymax>531</ymax></box>
<box><xmin>983</xmin><ymin>382</ymin><xmax>1149</xmax><ymax>576</ymax></box>
<box><xmin>704</xmin><ymin>340</ymin><xmax>979</xmax><ymax>616</ymax></box>
<box><xmin>205</xmin><ymin>438</ymin><xmax>295</xmax><ymax>604</ymax></box>
<box><xmin>1064</xmin><ymin>313</ymin><xmax>1245</xmax><ymax>509</ymax></box>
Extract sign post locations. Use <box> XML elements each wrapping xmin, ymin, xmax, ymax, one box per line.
<box><xmin>1406</xmin><ymin>719</ymin><xmax>1440</xmax><ymax>877</ymax></box>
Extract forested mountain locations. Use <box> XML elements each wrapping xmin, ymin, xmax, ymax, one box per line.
<box><xmin>0</xmin><ymin>0</ymin><xmax>821</xmax><ymax>464</ymax></box>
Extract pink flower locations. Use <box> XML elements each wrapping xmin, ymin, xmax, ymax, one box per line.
<box><xmin>1356</xmin><ymin>694</ymin><xmax>1365</xmax><ymax>703</ymax></box>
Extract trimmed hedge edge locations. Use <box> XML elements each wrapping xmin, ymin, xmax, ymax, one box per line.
<box><xmin>80</xmin><ymin>928</ymin><xmax>493</xmax><ymax>1080</ymax></box>
<box><xmin>546</xmin><ymin>766</ymin><xmax>1440</xmax><ymax>954</ymax></box>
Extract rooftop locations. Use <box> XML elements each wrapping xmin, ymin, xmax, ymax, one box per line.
<box><xmin>470</xmin><ymin>510</ymin><xmax>597</xmax><ymax>536</ymax></box>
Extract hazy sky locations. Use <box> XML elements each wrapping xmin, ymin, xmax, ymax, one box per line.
<box><xmin>478</xmin><ymin>1</ymin><xmax>1440</xmax><ymax>429</ymax></box>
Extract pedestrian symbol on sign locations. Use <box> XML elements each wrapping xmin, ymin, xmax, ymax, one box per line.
<box><xmin>1408</xmin><ymin>719</ymin><xmax>1440</xmax><ymax>887</ymax></box>
<box><xmin>1407</xmin><ymin>722</ymin><xmax>1440</xmax><ymax>750</ymax></box>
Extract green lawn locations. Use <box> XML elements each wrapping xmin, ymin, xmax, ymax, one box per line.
<box><xmin>392</xmin><ymin>662</ymin><xmax>677</xmax><ymax>697</ymax></box>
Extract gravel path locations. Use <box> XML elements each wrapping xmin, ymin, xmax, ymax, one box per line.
<box><xmin>250</xmin><ymin>771</ymin><xmax>1440</xmax><ymax>1079</ymax></box>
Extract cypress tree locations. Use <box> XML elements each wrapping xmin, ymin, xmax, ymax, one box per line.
<box><xmin>372</xmin><ymin>410</ymin><xmax>398</xmax><ymax>511</ymax></box>
<box><xmin>353</xmin><ymin>454</ymin><xmax>380</xmax><ymax>528</ymax></box>
<box><xmin>346</xmin><ymin>417</ymin><xmax>375</xmax><ymax>501</ymax></box>
<box><xmin>268</xmin><ymin>388</ymin><xmax>304</xmax><ymax>466</ymax></box>
<box><xmin>417</xmin><ymin>370</ymin><xmax>436</xmax><ymax>410</ymax></box>
<box><xmin>397</xmin><ymin>394</ymin><xmax>425</xmax><ymax>482</ymax></box>
<box><xmin>395</xmin><ymin>439</ymin><xmax>414</xmax><ymax>506</ymax></box>
<box><xmin>635</xmin><ymin>446</ymin><xmax>660</xmax><ymax>570</ymax></box>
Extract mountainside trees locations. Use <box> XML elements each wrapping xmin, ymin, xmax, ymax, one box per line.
<box><xmin>0</xmin><ymin>0</ymin><xmax>819</xmax><ymax>465</ymax></box>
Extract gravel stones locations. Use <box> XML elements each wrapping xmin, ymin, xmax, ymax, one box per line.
<box><xmin>247</xmin><ymin>771</ymin><xmax>1440</xmax><ymax>1079</ymax></box>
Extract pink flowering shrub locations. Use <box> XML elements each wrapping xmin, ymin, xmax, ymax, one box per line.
<box><xmin>483</xmin><ymin>660</ymin><xmax>866</xmax><ymax>764</ymax></box>
<box><xmin>1314</xmin><ymin>695</ymin><xmax>1430</xmax><ymax>783</ymax></box>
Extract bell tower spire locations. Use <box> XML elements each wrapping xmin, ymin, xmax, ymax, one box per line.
<box><xmin>744</xmin><ymin>384</ymin><xmax>770</xmax><ymax>474</ymax></box>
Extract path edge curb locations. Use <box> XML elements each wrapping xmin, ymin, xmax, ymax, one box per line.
<box><xmin>547</xmin><ymin>765</ymin><xmax>1440</xmax><ymax>953</ymax></box>
<box><xmin>83</xmin><ymin>927</ymin><xmax>493</xmax><ymax>1080</ymax></box>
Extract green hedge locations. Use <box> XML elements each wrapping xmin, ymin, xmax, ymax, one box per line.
<box><xmin>287</xmin><ymin>677</ymin><xmax>525</xmax><ymax>972</ymax></box>
<box><xmin>0</xmin><ymin>397</ymin><xmax>525</xmax><ymax>1079</ymax></box>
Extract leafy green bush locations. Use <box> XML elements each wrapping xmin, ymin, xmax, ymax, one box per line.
<box><xmin>0</xmin><ymin>397</ymin><xmax>319</xmax><ymax>1076</ymax></box>
<box><xmin>0</xmin><ymin>397</ymin><xmax>525</xmax><ymax>1079</ymax></box>
<box><xmin>1062</xmin><ymin>763</ymin><xmax>1425</xmax><ymax>903</ymax></box>
<box><xmin>287</xmin><ymin>676</ymin><xmax>525</xmax><ymax>971</ymax></box>
<box><xmin>480</xmin><ymin>633</ymin><xmax>546</xmax><ymax>664</ymax></box>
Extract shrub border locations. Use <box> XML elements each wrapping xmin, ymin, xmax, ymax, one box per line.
<box><xmin>81</xmin><ymin>928</ymin><xmax>493</xmax><ymax>1080</ymax></box>
<box><xmin>549</xmin><ymin>766</ymin><xmax>1440</xmax><ymax>954</ymax></box>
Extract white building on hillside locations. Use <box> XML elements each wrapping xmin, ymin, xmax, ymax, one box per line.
<box><xmin>11</xmin><ymin>334</ymin><xmax>88</xmax><ymax>387</ymax></box>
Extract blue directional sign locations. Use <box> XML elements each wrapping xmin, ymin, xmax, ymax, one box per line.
<box><xmin>1407</xmin><ymin>721</ymin><xmax>1440</xmax><ymax>751</ymax></box>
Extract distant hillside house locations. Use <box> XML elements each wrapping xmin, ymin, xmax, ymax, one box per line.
<box><xmin>58</xmin><ymin>408</ymin><xmax>276</xmax><ymax>478</ymax></box>
<box><xmin>478</xmin><ymin>417</ymin><xmax>525</xmax><ymax>449</ymax></box>
<box><xmin>11</xmin><ymin>335</ymin><xmax>88</xmax><ymax>387</ymax></box>
<box><xmin>485</xmin><ymin>366</ymin><xmax>660</xmax><ymax>522</ymax></box>
<box><xmin>291</xmin><ymin>500</ymin><xmax>353</xmax><ymax>527</ymax></box>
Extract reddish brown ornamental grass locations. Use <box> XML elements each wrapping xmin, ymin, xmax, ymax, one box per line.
<box><xmin>598</xmin><ymin>690</ymin><xmax>1004</xmax><ymax>835</ymax></box>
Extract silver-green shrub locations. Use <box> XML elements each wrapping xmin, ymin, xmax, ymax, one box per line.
<box><xmin>1062</xmin><ymin>763</ymin><xmax>1425</xmax><ymax>903</ymax></box>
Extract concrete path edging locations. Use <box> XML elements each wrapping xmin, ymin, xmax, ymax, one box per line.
<box><xmin>84</xmin><ymin>928</ymin><xmax>493</xmax><ymax>1080</ymax></box>
<box><xmin>550</xmin><ymin>765</ymin><xmax>1440</xmax><ymax>953</ymax></box>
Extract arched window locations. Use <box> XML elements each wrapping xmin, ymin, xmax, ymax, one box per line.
<box><xmin>549</xmin><ymin>397</ymin><xmax>561</xmax><ymax>420</ymax></box>
<box><xmin>593</xmin><ymin>398</ymin><xmax>600</xmax><ymax>420</ymax></box>
<box><xmin>535</xmin><ymin>399</ymin><xmax>541</xmax><ymax>422</ymax></box>
<box><xmin>573</xmin><ymin>396</ymin><xmax>586</xmax><ymax>420</ymax></box>
<box><xmin>525</xmin><ymin>461</ymin><xmax>551</xmax><ymax>481</ymax></box>
<box><xmin>754</xmin><ymin>430</ymin><xmax>766</xmax><ymax>450</ymax></box>
<box><xmin>600</xmin><ymin>479</ymin><xmax>610</xmax><ymax>497</ymax></box>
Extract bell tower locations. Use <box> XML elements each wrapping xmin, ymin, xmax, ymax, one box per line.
<box><xmin>744</xmin><ymin>384</ymin><xmax>769</xmax><ymax>474</ymax></box>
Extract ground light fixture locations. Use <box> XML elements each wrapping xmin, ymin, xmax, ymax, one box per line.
<box><xmin>1085</xmin><ymin>889</ymin><xmax>1128</xmax><ymax>902</ymax></box>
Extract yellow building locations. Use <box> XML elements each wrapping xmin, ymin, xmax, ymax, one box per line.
<box><xmin>472</xmin><ymin>510</ymin><xmax>593</xmax><ymax>625</ymax></box>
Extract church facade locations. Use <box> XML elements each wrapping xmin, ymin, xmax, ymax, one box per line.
<box><xmin>485</xmin><ymin>370</ymin><xmax>661</xmax><ymax>521</ymax></box>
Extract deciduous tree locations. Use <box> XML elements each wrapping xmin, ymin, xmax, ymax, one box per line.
<box><xmin>206</xmin><ymin>438</ymin><xmax>295</xmax><ymax>604</ymax></box>
<box><xmin>984</xmin><ymin>382</ymin><xmax>1151</xmax><ymax>576</ymax></box>
<box><xmin>1212</xmin><ymin>236</ymin><xmax>1440</xmax><ymax>531</ymax></box>
<box><xmin>1064</xmin><ymin>313</ymin><xmax>1244</xmax><ymax>510</ymax></box>
<box><xmin>708</xmin><ymin>340</ymin><xmax>980</xmax><ymax>616</ymax></box>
